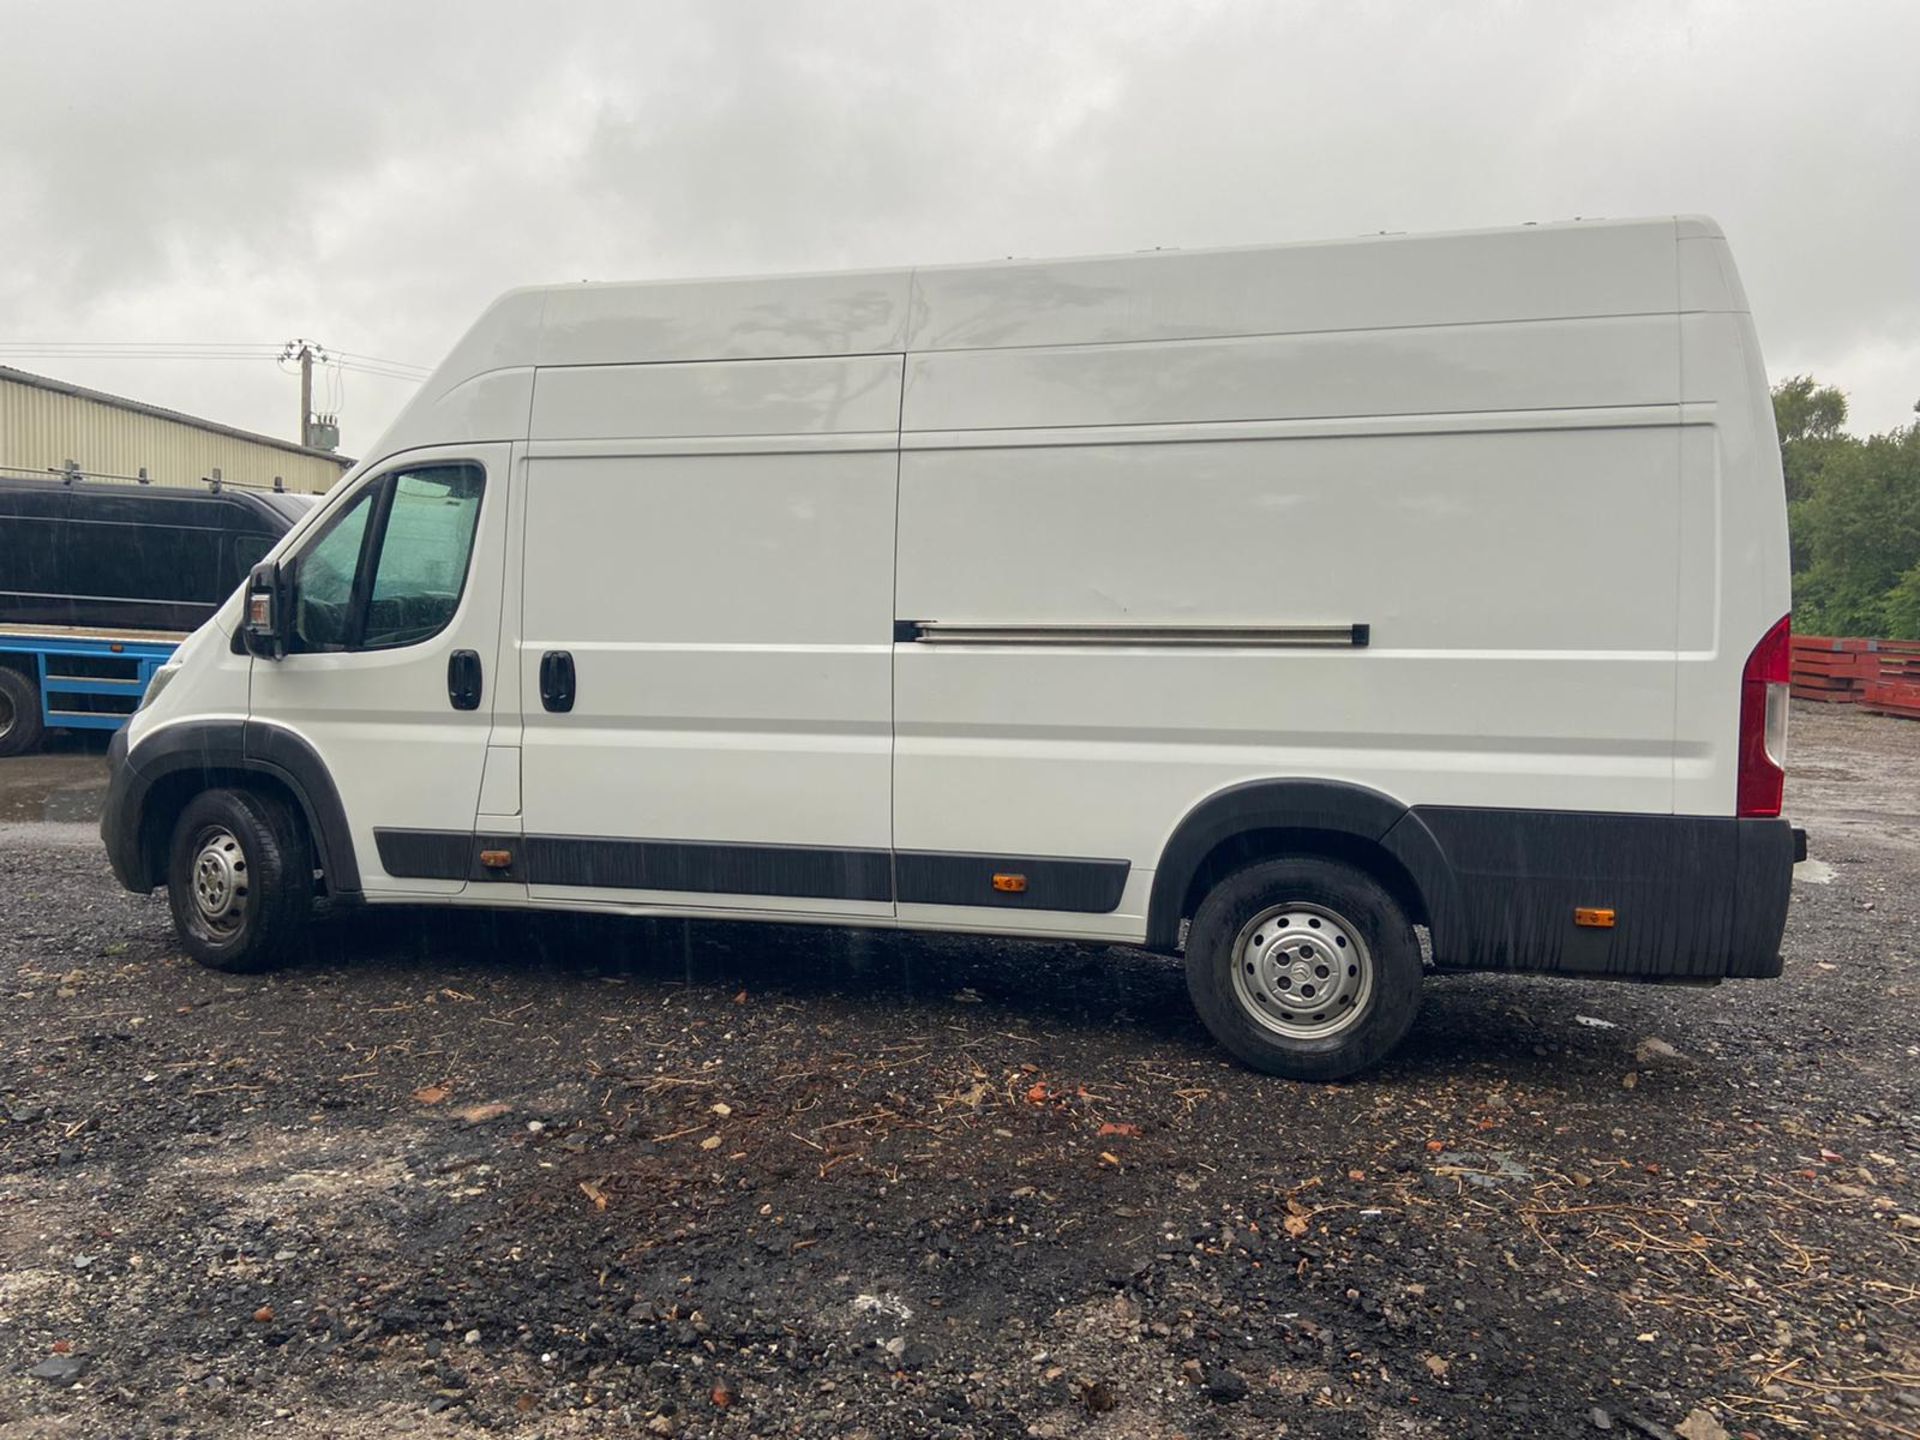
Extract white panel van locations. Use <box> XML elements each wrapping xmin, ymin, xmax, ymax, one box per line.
<box><xmin>101</xmin><ymin>217</ymin><xmax>1802</xmax><ymax>1079</ymax></box>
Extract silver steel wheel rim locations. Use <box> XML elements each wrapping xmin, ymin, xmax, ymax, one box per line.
<box><xmin>0</xmin><ymin>687</ymin><xmax>13</xmax><ymax>739</ymax></box>
<box><xmin>190</xmin><ymin>827</ymin><xmax>250</xmax><ymax>936</ymax></box>
<box><xmin>1230</xmin><ymin>902</ymin><xmax>1373</xmax><ymax>1040</ymax></box>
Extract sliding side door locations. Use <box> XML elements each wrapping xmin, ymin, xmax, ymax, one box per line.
<box><xmin>514</xmin><ymin>356</ymin><xmax>901</xmax><ymax>919</ymax></box>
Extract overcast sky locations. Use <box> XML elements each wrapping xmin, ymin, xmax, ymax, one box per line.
<box><xmin>2</xmin><ymin>0</ymin><xmax>1915</xmax><ymax>456</ymax></box>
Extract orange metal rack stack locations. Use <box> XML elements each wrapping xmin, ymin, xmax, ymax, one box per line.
<box><xmin>1791</xmin><ymin>636</ymin><xmax>1920</xmax><ymax>719</ymax></box>
<box><xmin>1859</xmin><ymin>643</ymin><xmax>1920</xmax><ymax>721</ymax></box>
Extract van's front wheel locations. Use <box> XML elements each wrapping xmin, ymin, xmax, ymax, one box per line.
<box><xmin>1185</xmin><ymin>858</ymin><xmax>1421</xmax><ymax>1080</ymax></box>
<box><xmin>167</xmin><ymin>788</ymin><xmax>311</xmax><ymax>973</ymax></box>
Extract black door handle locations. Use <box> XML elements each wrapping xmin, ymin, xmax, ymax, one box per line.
<box><xmin>447</xmin><ymin>649</ymin><xmax>483</xmax><ymax>711</ymax></box>
<box><xmin>539</xmin><ymin>650</ymin><xmax>575</xmax><ymax>713</ymax></box>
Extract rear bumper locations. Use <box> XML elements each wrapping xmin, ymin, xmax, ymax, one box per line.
<box><xmin>1402</xmin><ymin>808</ymin><xmax>1797</xmax><ymax>981</ymax></box>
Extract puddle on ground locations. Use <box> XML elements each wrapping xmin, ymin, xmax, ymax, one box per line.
<box><xmin>0</xmin><ymin>751</ymin><xmax>110</xmax><ymax>824</ymax></box>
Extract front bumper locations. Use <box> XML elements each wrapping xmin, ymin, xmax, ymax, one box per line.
<box><xmin>100</xmin><ymin>725</ymin><xmax>148</xmax><ymax>892</ymax></box>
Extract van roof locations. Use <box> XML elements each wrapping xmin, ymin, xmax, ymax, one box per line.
<box><xmin>515</xmin><ymin>215</ymin><xmax>1714</xmax><ymax>361</ymax></box>
<box><xmin>370</xmin><ymin>216</ymin><xmax>1724</xmax><ymax>463</ymax></box>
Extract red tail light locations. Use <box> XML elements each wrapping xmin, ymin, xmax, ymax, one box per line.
<box><xmin>1736</xmin><ymin>614</ymin><xmax>1791</xmax><ymax>817</ymax></box>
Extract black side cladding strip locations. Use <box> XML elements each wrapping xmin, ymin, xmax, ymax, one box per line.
<box><xmin>519</xmin><ymin>835</ymin><xmax>893</xmax><ymax>901</ymax></box>
<box><xmin>371</xmin><ymin>829</ymin><xmax>890</xmax><ymax>901</ymax></box>
<box><xmin>374</xmin><ymin>829</ymin><xmax>473</xmax><ymax>883</ymax></box>
<box><xmin>371</xmin><ymin>830</ymin><xmax>1129</xmax><ymax>913</ymax></box>
<box><xmin>894</xmin><ymin>851</ymin><xmax>1130</xmax><ymax>912</ymax></box>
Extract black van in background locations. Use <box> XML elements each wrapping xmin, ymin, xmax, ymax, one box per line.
<box><xmin>0</xmin><ymin>476</ymin><xmax>316</xmax><ymax>633</ymax></box>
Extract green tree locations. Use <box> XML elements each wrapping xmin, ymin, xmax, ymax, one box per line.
<box><xmin>1772</xmin><ymin>375</ymin><xmax>1849</xmax><ymax>447</ymax></box>
<box><xmin>1773</xmin><ymin>375</ymin><xmax>1852</xmax><ymax>563</ymax></box>
<box><xmin>1790</xmin><ymin>417</ymin><xmax>1920</xmax><ymax>638</ymax></box>
<box><xmin>1774</xmin><ymin>376</ymin><xmax>1856</xmax><ymax>577</ymax></box>
<box><xmin>1884</xmin><ymin>559</ymin><xmax>1920</xmax><ymax>638</ymax></box>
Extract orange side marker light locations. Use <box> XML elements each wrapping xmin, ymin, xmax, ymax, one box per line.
<box><xmin>1573</xmin><ymin>907</ymin><xmax>1616</xmax><ymax>929</ymax></box>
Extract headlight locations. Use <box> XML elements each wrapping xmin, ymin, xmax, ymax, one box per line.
<box><xmin>137</xmin><ymin>665</ymin><xmax>179</xmax><ymax>712</ymax></box>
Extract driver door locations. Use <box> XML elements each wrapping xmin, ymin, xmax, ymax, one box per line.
<box><xmin>247</xmin><ymin>444</ymin><xmax>511</xmax><ymax>895</ymax></box>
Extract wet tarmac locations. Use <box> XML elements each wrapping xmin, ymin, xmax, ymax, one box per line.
<box><xmin>0</xmin><ymin>733</ymin><xmax>111</xmax><ymax>825</ymax></box>
<box><xmin>3</xmin><ymin>702</ymin><xmax>1917</xmax><ymax>1438</ymax></box>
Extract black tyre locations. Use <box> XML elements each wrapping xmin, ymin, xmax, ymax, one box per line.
<box><xmin>0</xmin><ymin>667</ymin><xmax>44</xmax><ymax>758</ymax></box>
<box><xmin>166</xmin><ymin>788</ymin><xmax>312</xmax><ymax>973</ymax></box>
<box><xmin>1185</xmin><ymin>858</ymin><xmax>1421</xmax><ymax>1081</ymax></box>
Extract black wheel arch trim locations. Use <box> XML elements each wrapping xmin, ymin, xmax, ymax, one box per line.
<box><xmin>1145</xmin><ymin>777</ymin><xmax>1457</xmax><ymax>953</ymax></box>
<box><xmin>1149</xmin><ymin>779</ymin><xmax>1793</xmax><ymax>982</ymax></box>
<box><xmin>102</xmin><ymin>717</ymin><xmax>360</xmax><ymax>895</ymax></box>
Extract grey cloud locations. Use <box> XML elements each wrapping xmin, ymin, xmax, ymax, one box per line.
<box><xmin>2</xmin><ymin>0</ymin><xmax>1914</xmax><ymax>453</ymax></box>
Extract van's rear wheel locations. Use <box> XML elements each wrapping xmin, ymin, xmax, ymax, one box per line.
<box><xmin>167</xmin><ymin>788</ymin><xmax>311</xmax><ymax>973</ymax></box>
<box><xmin>0</xmin><ymin>667</ymin><xmax>44</xmax><ymax>758</ymax></box>
<box><xmin>1185</xmin><ymin>858</ymin><xmax>1421</xmax><ymax>1080</ymax></box>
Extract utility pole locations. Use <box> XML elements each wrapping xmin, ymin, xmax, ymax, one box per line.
<box><xmin>280</xmin><ymin>339</ymin><xmax>327</xmax><ymax>447</ymax></box>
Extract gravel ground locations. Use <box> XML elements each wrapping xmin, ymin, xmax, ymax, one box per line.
<box><xmin>1</xmin><ymin>705</ymin><xmax>1916</xmax><ymax>1440</ymax></box>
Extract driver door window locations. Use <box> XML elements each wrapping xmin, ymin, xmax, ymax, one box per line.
<box><xmin>288</xmin><ymin>463</ymin><xmax>485</xmax><ymax>654</ymax></box>
<box><xmin>290</xmin><ymin>487</ymin><xmax>376</xmax><ymax>651</ymax></box>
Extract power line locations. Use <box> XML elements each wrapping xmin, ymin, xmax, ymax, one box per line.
<box><xmin>334</xmin><ymin>362</ymin><xmax>432</xmax><ymax>382</ymax></box>
<box><xmin>0</xmin><ymin>341</ymin><xmax>433</xmax><ymax>374</ymax></box>
<box><xmin>333</xmin><ymin>350</ymin><xmax>433</xmax><ymax>375</ymax></box>
<box><xmin>0</xmin><ymin>345</ymin><xmax>284</xmax><ymax>365</ymax></box>
<box><xmin>0</xmin><ymin>346</ymin><xmax>433</xmax><ymax>404</ymax></box>
<box><xmin>0</xmin><ymin>340</ymin><xmax>281</xmax><ymax>351</ymax></box>
<box><xmin>2</xmin><ymin>341</ymin><xmax>433</xmax><ymax>450</ymax></box>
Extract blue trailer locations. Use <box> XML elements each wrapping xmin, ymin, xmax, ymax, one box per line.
<box><xmin>0</xmin><ymin>626</ymin><xmax>182</xmax><ymax>757</ymax></box>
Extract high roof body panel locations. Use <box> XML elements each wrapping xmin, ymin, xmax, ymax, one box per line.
<box><xmin>368</xmin><ymin>217</ymin><xmax>1726</xmax><ymax>462</ymax></box>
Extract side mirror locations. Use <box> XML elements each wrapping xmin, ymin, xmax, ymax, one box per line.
<box><xmin>242</xmin><ymin>560</ymin><xmax>289</xmax><ymax>659</ymax></box>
